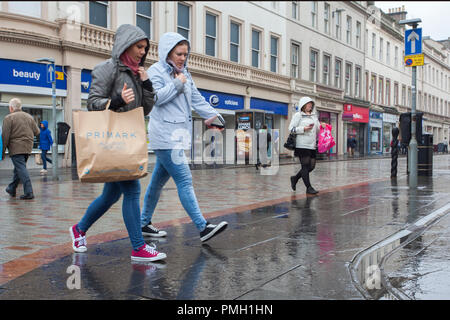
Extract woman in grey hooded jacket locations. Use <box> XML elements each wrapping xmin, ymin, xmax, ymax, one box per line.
<box><xmin>69</xmin><ymin>24</ymin><xmax>166</xmax><ymax>263</ymax></box>
<box><xmin>140</xmin><ymin>32</ymin><xmax>228</xmax><ymax>242</ymax></box>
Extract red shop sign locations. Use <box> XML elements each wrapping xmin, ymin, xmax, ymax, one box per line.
<box><xmin>342</xmin><ymin>104</ymin><xmax>369</xmax><ymax>123</ymax></box>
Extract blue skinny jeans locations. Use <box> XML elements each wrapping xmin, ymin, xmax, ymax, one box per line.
<box><xmin>141</xmin><ymin>149</ymin><xmax>207</xmax><ymax>232</ymax></box>
<box><xmin>78</xmin><ymin>180</ymin><xmax>145</xmax><ymax>250</ymax></box>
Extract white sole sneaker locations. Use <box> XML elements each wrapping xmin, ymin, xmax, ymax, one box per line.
<box><xmin>200</xmin><ymin>221</ymin><xmax>228</xmax><ymax>242</ymax></box>
<box><xmin>131</xmin><ymin>252</ymin><xmax>167</xmax><ymax>262</ymax></box>
<box><xmin>69</xmin><ymin>226</ymin><xmax>87</xmax><ymax>253</ymax></box>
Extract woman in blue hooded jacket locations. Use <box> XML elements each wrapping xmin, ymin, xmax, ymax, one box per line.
<box><xmin>38</xmin><ymin>120</ymin><xmax>53</xmax><ymax>174</ymax></box>
<box><xmin>140</xmin><ymin>32</ymin><xmax>228</xmax><ymax>242</ymax></box>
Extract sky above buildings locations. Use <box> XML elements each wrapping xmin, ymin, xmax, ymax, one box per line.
<box><xmin>375</xmin><ymin>1</ymin><xmax>450</xmax><ymax>41</ymax></box>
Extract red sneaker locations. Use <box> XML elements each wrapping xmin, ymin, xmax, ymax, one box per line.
<box><xmin>69</xmin><ymin>224</ymin><xmax>87</xmax><ymax>253</ymax></box>
<box><xmin>131</xmin><ymin>244</ymin><xmax>167</xmax><ymax>262</ymax></box>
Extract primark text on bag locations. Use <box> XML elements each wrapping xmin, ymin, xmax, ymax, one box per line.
<box><xmin>73</xmin><ymin>105</ymin><xmax>148</xmax><ymax>183</ymax></box>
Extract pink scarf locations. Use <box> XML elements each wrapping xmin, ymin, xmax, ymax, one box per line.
<box><xmin>120</xmin><ymin>52</ymin><xmax>140</xmax><ymax>75</ymax></box>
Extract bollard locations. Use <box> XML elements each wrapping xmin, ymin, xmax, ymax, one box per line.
<box><xmin>391</xmin><ymin>127</ymin><xmax>399</xmax><ymax>178</ymax></box>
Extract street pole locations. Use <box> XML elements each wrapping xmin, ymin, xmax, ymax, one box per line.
<box><xmin>51</xmin><ymin>72</ymin><xmax>58</xmax><ymax>180</ymax></box>
<box><xmin>409</xmin><ymin>65</ymin><xmax>417</xmax><ymax>188</ymax></box>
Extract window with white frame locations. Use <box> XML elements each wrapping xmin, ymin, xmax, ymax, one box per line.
<box><xmin>379</xmin><ymin>37</ymin><xmax>383</xmax><ymax>62</ymax></box>
<box><xmin>205</xmin><ymin>13</ymin><xmax>217</xmax><ymax>57</ymax></box>
<box><xmin>385</xmin><ymin>80</ymin><xmax>390</xmax><ymax>105</ymax></box>
<box><xmin>311</xmin><ymin>2</ymin><xmax>318</xmax><ymax>29</ymax></box>
<box><xmin>324</xmin><ymin>3</ymin><xmax>330</xmax><ymax>34</ymax></box>
<box><xmin>370</xmin><ymin>75</ymin><xmax>376</xmax><ymax>103</ymax></box>
<box><xmin>402</xmin><ymin>85</ymin><xmax>406</xmax><ymax>106</ymax></box>
<box><xmin>8</xmin><ymin>1</ymin><xmax>41</xmax><ymax>18</ymax></box>
<box><xmin>270</xmin><ymin>36</ymin><xmax>279</xmax><ymax>73</ymax></box>
<box><xmin>356</xmin><ymin>21</ymin><xmax>361</xmax><ymax>49</ymax></box>
<box><xmin>292</xmin><ymin>1</ymin><xmax>299</xmax><ymax>20</ymax></box>
<box><xmin>177</xmin><ymin>2</ymin><xmax>191</xmax><ymax>40</ymax></box>
<box><xmin>310</xmin><ymin>49</ymin><xmax>318</xmax><ymax>82</ymax></box>
<box><xmin>323</xmin><ymin>54</ymin><xmax>330</xmax><ymax>85</ymax></box>
<box><xmin>291</xmin><ymin>42</ymin><xmax>300</xmax><ymax>78</ymax></box>
<box><xmin>355</xmin><ymin>66</ymin><xmax>361</xmax><ymax>97</ymax></box>
<box><xmin>251</xmin><ymin>29</ymin><xmax>261</xmax><ymax>68</ymax></box>
<box><xmin>371</xmin><ymin>33</ymin><xmax>376</xmax><ymax>58</ymax></box>
<box><xmin>335</xmin><ymin>11</ymin><xmax>341</xmax><ymax>40</ymax></box>
<box><xmin>89</xmin><ymin>1</ymin><xmax>109</xmax><ymax>28</ymax></box>
<box><xmin>346</xmin><ymin>16</ymin><xmax>352</xmax><ymax>45</ymax></box>
<box><xmin>345</xmin><ymin>63</ymin><xmax>352</xmax><ymax>96</ymax></box>
<box><xmin>230</xmin><ymin>21</ymin><xmax>240</xmax><ymax>63</ymax></box>
<box><xmin>378</xmin><ymin>78</ymin><xmax>383</xmax><ymax>104</ymax></box>
<box><xmin>386</xmin><ymin>41</ymin><xmax>390</xmax><ymax>65</ymax></box>
<box><xmin>424</xmin><ymin>93</ymin><xmax>428</xmax><ymax>110</ymax></box>
<box><xmin>394</xmin><ymin>82</ymin><xmax>399</xmax><ymax>105</ymax></box>
<box><xmin>408</xmin><ymin>87</ymin><xmax>411</xmax><ymax>107</ymax></box>
<box><xmin>394</xmin><ymin>46</ymin><xmax>398</xmax><ymax>67</ymax></box>
<box><xmin>136</xmin><ymin>1</ymin><xmax>152</xmax><ymax>38</ymax></box>
<box><xmin>335</xmin><ymin>58</ymin><xmax>342</xmax><ymax>88</ymax></box>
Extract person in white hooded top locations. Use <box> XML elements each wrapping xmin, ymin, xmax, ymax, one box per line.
<box><xmin>140</xmin><ymin>32</ymin><xmax>228</xmax><ymax>242</ymax></box>
<box><xmin>288</xmin><ymin>97</ymin><xmax>326</xmax><ymax>194</ymax></box>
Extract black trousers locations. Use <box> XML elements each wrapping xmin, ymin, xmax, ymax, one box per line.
<box><xmin>293</xmin><ymin>148</ymin><xmax>317</xmax><ymax>188</ymax></box>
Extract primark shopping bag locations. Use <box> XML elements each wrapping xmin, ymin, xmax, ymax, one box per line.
<box><xmin>73</xmin><ymin>103</ymin><xmax>148</xmax><ymax>183</ymax></box>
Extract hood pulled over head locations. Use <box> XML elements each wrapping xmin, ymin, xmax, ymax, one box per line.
<box><xmin>158</xmin><ymin>32</ymin><xmax>190</xmax><ymax>70</ymax></box>
<box><xmin>40</xmin><ymin>120</ymin><xmax>48</xmax><ymax>130</ymax></box>
<box><xmin>298</xmin><ymin>96</ymin><xmax>316</xmax><ymax>114</ymax></box>
<box><xmin>111</xmin><ymin>24</ymin><xmax>149</xmax><ymax>65</ymax></box>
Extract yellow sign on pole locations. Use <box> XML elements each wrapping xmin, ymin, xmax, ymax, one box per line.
<box><xmin>404</xmin><ymin>54</ymin><xmax>424</xmax><ymax>67</ymax></box>
<box><xmin>55</xmin><ymin>71</ymin><xmax>64</xmax><ymax>80</ymax></box>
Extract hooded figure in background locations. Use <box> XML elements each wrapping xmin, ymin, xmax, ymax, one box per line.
<box><xmin>38</xmin><ymin>120</ymin><xmax>53</xmax><ymax>174</ymax></box>
<box><xmin>70</xmin><ymin>24</ymin><xmax>166</xmax><ymax>263</ymax></box>
<box><xmin>288</xmin><ymin>97</ymin><xmax>326</xmax><ymax>195</ymax></box>
<box><xmin>140</xmin><ymin>32</ymin><xmax>228</xmax><ymax>243</ymax></box>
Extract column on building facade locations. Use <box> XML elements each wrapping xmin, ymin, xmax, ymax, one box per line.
<box><xmin>63</xmin><ymin>66</ymin><xmax>81</xmax><ymax>167</ymax></box>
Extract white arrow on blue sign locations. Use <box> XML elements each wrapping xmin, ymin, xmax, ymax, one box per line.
<box><xmin>405</xmin><ymin>28</ymin><xmax>422</xmax><ymax>55</ymax></box>
<box><xmin>46</xmin><ymin>63</ymin><xmax>55</xmax><ymax>83</ymax></box>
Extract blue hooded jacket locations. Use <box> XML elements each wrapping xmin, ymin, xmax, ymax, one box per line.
<box><xmin>39</xmin><ymin>120</ymin><xmax>53</xmax><ymax>151</ymax></box>
<box><xmin>146</xmin><ymin>32</ymin><xmax>219</xmax><ymax>150</ymax></box>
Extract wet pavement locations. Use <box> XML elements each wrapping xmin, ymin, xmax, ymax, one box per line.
<box><xmin>0</xmin><ymin>154</ymin><xmax>449</xmax><ymax>300</ymax></box>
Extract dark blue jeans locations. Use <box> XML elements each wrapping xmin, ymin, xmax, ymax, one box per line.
<box><xmin>41</xmin><ymin>150</ymin><xmax>52</xmax><ymax>170</ymax></box>
<box><xmin>8</xmin><ymin>154</ymin><xmax>33</xmax><ymax>195</ymax></box>
<box><xmin>77</xmin><ymin>179</ymin><xmax>145</xmax><ymax>250</ymax></box>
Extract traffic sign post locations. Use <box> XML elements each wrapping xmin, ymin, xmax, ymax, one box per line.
<box><xmin>405</xmin><ymin>28</ymin><xmax>422</xmax><ymax>55</ymax></box>
<box><xmin>401</xmin><ymin>21</ymin><xmax>422</xmax><ymax>188</ymax></box>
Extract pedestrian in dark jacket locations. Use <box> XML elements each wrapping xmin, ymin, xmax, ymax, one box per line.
<box><xmin>69</xmin><ymin>24</ymin><xmax>166</xmax><ymax>263</ymax></box>
<box><xmin>38</xmin><ymin>120</ymin><xmax>53</xmax><ymax>174</ymax></box>
<box><xmin>2</xmin><ymin>98</ymin><xmax>40</xmax><ymax>199</ymax></box>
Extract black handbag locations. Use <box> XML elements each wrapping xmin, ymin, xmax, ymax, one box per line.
<box><xmin>284</xmin><ymin>129</ymin><xmax>296</xmax><ymax>150</ymax></box>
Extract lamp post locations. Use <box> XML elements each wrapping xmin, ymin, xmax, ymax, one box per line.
<box><xmin>399</xmin><ymin>18</ymin><xmax>422</xmax><ymax>188</ymax></box>
<box><xmin>36</xmin><ymin>57</ymin><xmax>58</xmax><ymax>180</ymax></box>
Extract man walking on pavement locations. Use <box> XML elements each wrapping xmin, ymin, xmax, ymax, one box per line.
<box><xmin>1</xmin><ymin>98</ymin><xmax>40</xmax><ymax>200</ymax></box>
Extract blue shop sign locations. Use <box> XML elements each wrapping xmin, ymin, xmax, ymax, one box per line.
<box><xmin>250</xmin><ymin>97</ymin><xmax>288</xmax><ymax>116</ymax></box>
<box><xmin>0</xmin><ymin>58</ymin><xmax>67</xmax><ymax>91</ymax></box>
<box><xmin>369</xmin><ymin>111</ymin><xmax>383</xmax><ymax>119</ymax></box>
<box><xmin>81</xmin><ymin>69</ymin><xmax>92</xmax><ymax>93</ymax></box>
<box><xmin>198</xmin><ymin>89</ymin><xmax>244</xmax><ymax>110</ymax></box>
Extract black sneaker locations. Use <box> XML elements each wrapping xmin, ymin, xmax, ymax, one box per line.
<box><xmin>142</xmin><ymin>223</ymin><xmax>167</xmax><ymax>237</ymax></box>
<box><xmin>5</xmin><ymin>187</ymin><xmax>16</xmax><ymax>197</ymax></box>
<box><xmin>306</xmin><ymin>187</ymin><xmax>319</xmax><ymax>195</ymax></box>
<box><xmin>20</xmin><ymin>193</ymin><xmax>34</xmax><ymax>200</ymax></box>
<box><xmin>200</xmin><ymin>221</ymin><xmax>228</xmax><ymax>242</ymax></box>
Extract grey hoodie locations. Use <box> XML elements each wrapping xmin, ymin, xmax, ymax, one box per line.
<box><xmin>87</xmin><ymin>24</ymin><xmax>155</xmax><ymax>115</ymax></box>
<box><xmin>288</xmin><ymin>96</ymin><xmax>320</xmax><ymax>150</ymax></box>
<box><xmin>146</xmin><ymin>32</ymin><xmax>219</xmax><ymax>150</ymax></box>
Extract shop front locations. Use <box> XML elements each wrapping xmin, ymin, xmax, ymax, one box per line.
<box><xmin>343</xmin><ymin>104</ymin><xmax>369</xmax><ymax>156</ymax></box>
<box><xmin>194</xmin><ymin>89</ymin><xmax>244</xmax><ymax>164</ymax></box>
<box><xmin>0</xmin><ymin>58</ymin><xmax>67</xmax><ymax>160</ymax></box>
<box><xmin>382</xmin><ymin>113</ymin><xmax>399</xmax><ymax>154</ymax></box>
<box><xmin>368</xmin><ymin>111</ymin><xmax>383</xmax><ymax>155</ymax></box>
